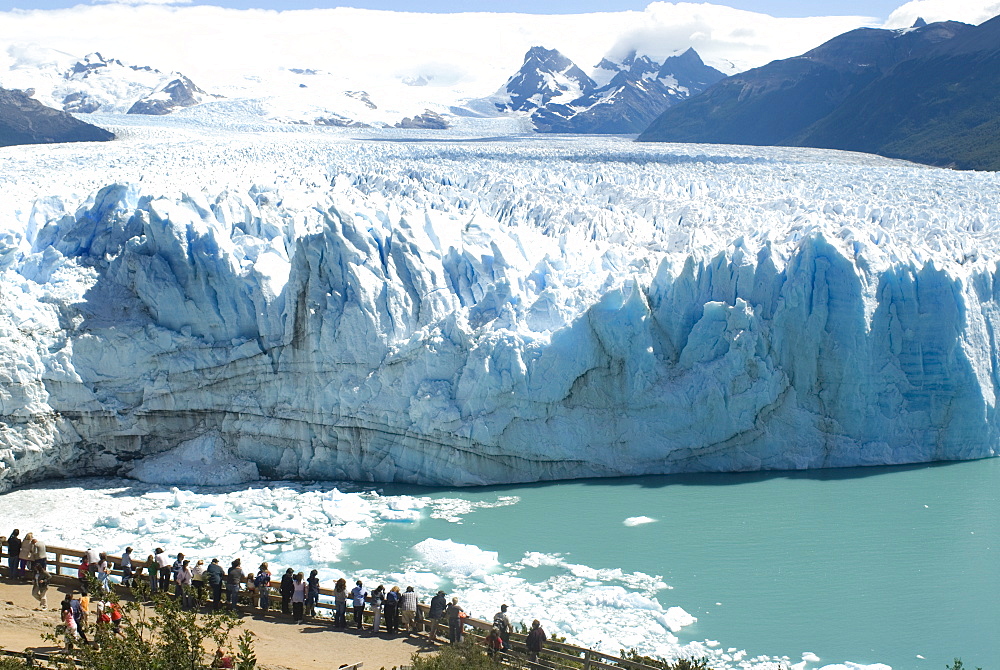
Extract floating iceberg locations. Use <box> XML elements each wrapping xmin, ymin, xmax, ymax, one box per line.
<box><xmin>0</xmin><ymin>122</ymin><xmax>998</xmax><ymax>492</ymax></box>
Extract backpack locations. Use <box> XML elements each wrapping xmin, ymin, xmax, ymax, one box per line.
<box><xmin>493</xmin><ymin>613</ymin><xmax>508</xmax><ymax>633</ymax></box>
<box><xmin>254</xmin><ymin>572</ymin><xmax>269</xmax><ymax>588</ymax></box>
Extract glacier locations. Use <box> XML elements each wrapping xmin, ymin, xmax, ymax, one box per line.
<box><xmin>1</xmin><ymin>115</ymin><xmax>999</xmax><ymax>492</ymax></box>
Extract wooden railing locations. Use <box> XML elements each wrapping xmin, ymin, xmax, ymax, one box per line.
<box><xmin>1</xmin><ymin>540</ymin><xmax>662</xmax><ymax>670</ymax></box>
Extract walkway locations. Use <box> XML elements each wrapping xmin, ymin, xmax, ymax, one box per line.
<box><xmin>0</xmin><ymin>576</ymin><xmax>428</xmax><ymax>670</ymax></box>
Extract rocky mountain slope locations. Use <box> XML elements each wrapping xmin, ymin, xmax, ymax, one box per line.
<box><xmin>0</xmin><ymin>86</ymin><xmax>114</xmax><ymax>146</ymax></box>
<box><xmin>638</xmin><ymin>16</ymin><xmax>1000</xmax><ymax>170</ymax></box>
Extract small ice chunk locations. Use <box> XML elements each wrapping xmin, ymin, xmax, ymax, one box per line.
<box><xmin>380</xmin><ymin>508</ymin><xmax>421</xmax><ymax>522</ymax></box>
<box><xmin>803</xmin><ymin>652</ymin><xmax>821</xmax><ymax>662</ymax></box>
<box><xmin>660</xmin><ymin>606</ymin><xmax>696</xmax><ymax>632</ymax></box>
<box><xmin>412</xmin><ymin>538</ymin><xmax>499</xmax><ymax>577</ymax></box>
<box><xmin>623</xmin><ymin>516</ymin><xmax>657</xmax><ymax>526</ymax></box>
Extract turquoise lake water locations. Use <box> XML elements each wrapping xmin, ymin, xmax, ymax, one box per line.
<box><xmin>4</xmin><ymin>458</ymin><xmax>995</xmax><ymax>668</ymax></box>
<box><xmin>352</xmin><ymin>458</ymin><xmax>998</xmax><ymax>669</ymax></box>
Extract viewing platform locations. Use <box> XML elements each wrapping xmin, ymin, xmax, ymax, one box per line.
<box><xmin>2</xmin><ymin>541</ymin><xmax>667</xmax><ymax>670</ymax></box>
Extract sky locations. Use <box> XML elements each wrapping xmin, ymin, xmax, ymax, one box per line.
<box><xmin>0</xmin><ymin>0</ymin><xmax>996</xmax><ymax>110</ymax></box>
<box><xmin>0</xmin><ymin>0</ymin><xmax>916</xmax><ymax>20</ymax></box>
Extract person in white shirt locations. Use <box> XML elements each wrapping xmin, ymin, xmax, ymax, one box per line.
<box><xmin>291</xmin><ymin>572</ymin><xmax>307</xmax><ymax>624</ymax></box>
<box><xmin>191</xmin><ymin>559</ymin><xmax>206</xmax><ymax>602</ymax></box>
<box><xmin>154</xmin><ymin>548</ymin><xmax>172</xmax><ymax>593</ymax></box>
<box><xmin>400</xmin><ymin>586</ymin><xmax>419</xmax><ymax>635</ymax></box>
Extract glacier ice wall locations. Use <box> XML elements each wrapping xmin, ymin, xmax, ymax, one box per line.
<box><xmin>1</xmin><ymin>129</ymin><xmax>998</xmax><ymax>490</ymax></box>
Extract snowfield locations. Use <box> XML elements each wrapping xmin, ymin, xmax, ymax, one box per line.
<box><xmin>1</xmin><ymin>113</ymin><xmax>999</xmax><ymax>494</ymax></box>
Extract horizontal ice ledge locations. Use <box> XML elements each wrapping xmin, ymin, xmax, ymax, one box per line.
<box><xmin>1</xmin><ymin>142</ymin><xmax>999</xmax><ymax>491</ymax></box>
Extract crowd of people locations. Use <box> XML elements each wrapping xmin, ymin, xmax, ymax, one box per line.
<box><xmin>3</xmin><ymin>528</ymin><xmax>546</xmax><ymax>659</ymax></box>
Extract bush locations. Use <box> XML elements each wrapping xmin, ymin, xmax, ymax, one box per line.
<box><xmin>619</xmin><ymin>649</ymin><xmax>715</xmax><ymax>670</ymax></box>
<box><xmin>43</xmin><ymin>581</ymin><xmax>253</xmax><ymax>670</ymax></box>
<box><xmin>410</xmin><ymin>641</ymin><xmax>500</xmax><ymax>670</ymax></box>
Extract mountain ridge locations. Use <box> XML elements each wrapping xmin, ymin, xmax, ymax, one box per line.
<box><xmin>0</xmin><ymin>86</ymin><xmax>114</xmax><ymax>147</ymax></box>
<box><xmin>638</xmin><ymin>16</ymin><xmax>1000</xmax><ymax>171</ymax></box>
<box><xmin>498</xmin><ymin>46</ymin><xmax>726</xmax><ymax>134</ymax></box>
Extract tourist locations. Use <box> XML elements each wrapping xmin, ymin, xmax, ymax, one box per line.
<box><xmin>109</xmin><ymin>601</ymin><xmax>125</xmax><ymax>639</ymax></box>
<box><xmin>291</xmin><ymin>572</ymin><xmax>306</xmax><ymax>624</ymax></box>
<box><xmin>154</xmin><ymin>548</ymin><xmax>172</xmax><ymax>593</ymax></box>
<box><xmin>350</xmin><ymin>580</ymin><xmax>367</xmax><ymax>629</ymax></box>
<box><xmin>145</xmin><ymin>554</ymin><xmax>157</xmax><ymax>593</ymax></box>
<box><xmin>18</xmin><ymin>532</ymin><xmax>34</xmax><ymax>576</ymax></box>
<box><xmin>526</xmin><ymin>619</ymin><xmax>546</xmax><ymax>662</ymax></box>
<box><xmin>28</xmin><ymin>535</ymin><xmax>46</xmax><ymax>570</ymax></box>
<box><xmin>255</xmin><ymin>563</ymin><xmax>272</xmax><ymax>613</ymax></box>
<box><xmin>400</xmin><ymin>586</ymin><xmax>418</xmax><ymax>635</ymax></box>
<box><xmin>227</xmin><ymin>559</ymin><xmax>244</xmax><ymax>609</ymax></box>
<box><xmin>484</xmin><ymin>627</ymin><xmax>503</xmax><ymax>657</ymax></box>
<box><xmin>32</xmin><ymin>562</ymin><xmax>49</xmax><ymax>610</ymax></box>
<box><xmin>369</xmin><ymin>584</ymin><xmax>385</xmax><ymax>634</ymax></box>
<box><xmin>428</xmin><ymin>590</ymin><xmax>447</xmax><ymax>641</ymax></box>
<box><xmin>7</xmin><ymin>529</ymin><xmax>21</xmax><ymax>579</ymax></box>
<box><xmin>493</xmin><ymin>603</ymin><xmax>511</xmax><ymax>650</ymax></box>
<box><xmin>120</xmin><ymin>547</ymin><xmax>134</xmax><ymax>587</ymax></box>
<box><xmin>73</xmin><ymin>593</ymin><xmax>91</xmax><ymax>645</ymax></box>
<box><xmin>305</xmin><ymin>569</ymin><xmax>320</xmax><ymax>618</ymax></box>
<box><xmin>171</xmin><ymin>552</ymin><xmax>186</xmax><ymax>598</ymax></box>
<box><xmin>385</xmin><ymin>585</ymin><xmax>401</xmax><ymax>634</ymax></box>
<box><xmin>279</xmin><ymin>567</ymin><xmax>294</xmax><ymax>615</ymax></box>
<box><xmin>192</xmin><ymin>559</ymin><xmax>206</xmax><ymax>601</ymax></box>
<box><xmin>60</xmin><ymin>595</ymin><xmax>78</xmax><ymax>648</ymax></box>
<box><xmin>333</xmin><ymin>577</ymin><xmax>348</xmax><ymax>628</ymax></box>
<box><xmin>77</xmin><ymin>556</ymin><xmax>91</xmax><ymax>595</ymax></box>
<box><xmin>212</xmin><ymin>648</ymin><xmax>234</xmax><ymax>669</ymax></box>
<box><xmin>84</xmin><ymin>547</ymin><xmax>100</xmax><ymax>575</ymax></box>
<box><xmin>176</xmin><ymin>559</ymin><xmax>194</xmax><ymax>610</ymax></box>
<box><xmin>244</xmin><ymin>569</ymin><xmax>257</xmax><ymax>608</ymax></box>
<box><xmin>96</xmin><ymin>552</ymin><xmax>111</xmax><ymax>593</ymax></box>
<box><xmin>95</xmin><ymin>601</ymin><xmax>111</xmax><ymax>630</ymax></box>
<box><xmin>206</xmin><ymin>558</ymin><xmax>225</xmax><ymax>609</ymax></box>
<box><xmin>445</xmin><ymin>596</ymin><xmax>465</xmax><ymax>644</ymax></box>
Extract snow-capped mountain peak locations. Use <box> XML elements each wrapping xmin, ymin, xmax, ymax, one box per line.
<box><xmin>127</xmin><ymin>73</ymin><xmax>219</xmax><ymax>115</ymax></box>
<box><xmin>0</xmin><ymin>45</ymin><xmax>215</xmax><ymax>115</ymax></box>
<box><xmin>69</xmin><ymin>52</ymin><xmax>160</xmax><ymax>78</ymax></box>
<box><xmin>498</xmin><ymin>46</ymin><xmax>596</xmax><ymax>112</ymax></box>
<box><xmin>496</xmin><ymin>44</ymin><xmax>725</xmax><ymax>134</ymax></box>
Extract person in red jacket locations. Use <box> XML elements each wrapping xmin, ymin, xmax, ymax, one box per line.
<box><xmin>484</xmin><ymin>627</ymin><xmax>503</xmax><ymax>657</ymax></box>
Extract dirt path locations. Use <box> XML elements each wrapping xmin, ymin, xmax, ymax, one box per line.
<box><xmin>0</xmin><ymin>577</ymin><xmax>436</xmax><ymax>669</ymax></box>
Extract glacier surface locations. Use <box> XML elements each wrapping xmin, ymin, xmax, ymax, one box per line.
<box><xmin>1</xmin><ymin>115</ymin><xmax>999</xmax><ymax>491</ymax></box>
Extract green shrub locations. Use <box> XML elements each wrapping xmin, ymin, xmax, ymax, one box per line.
<box><xmin>410</xmin><ymin>641</ymin><xmax>500</xmax><ymax>670</ymax></box>
<box><xmin>43</xmin><ymin>581</ymin><xmax>251</xmax><ymax>670</ymax></box>
<box><xmin>619</xmin><ymin>649</ymin><xmax>715</xmax><ymax>670</ymax></box>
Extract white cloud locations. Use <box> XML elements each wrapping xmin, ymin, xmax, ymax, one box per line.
<box><xmin>884</xmin><ymin>0</ymin><xmax>1000</xmax><ymax>28</ymax></box>
<box><xmin>0</xmin><ymin>1</ymin><xmax>892</xmax><ymax>107</ymax></box>
<box><xmin>604</xmin><ymin>2</ymin><xmax>877</xmax><ymax>72</ymax></box>
<box><xmin>91</xmin><ymin>0</ymin><xmax>192</xmax><ymax>5</ymax></box>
